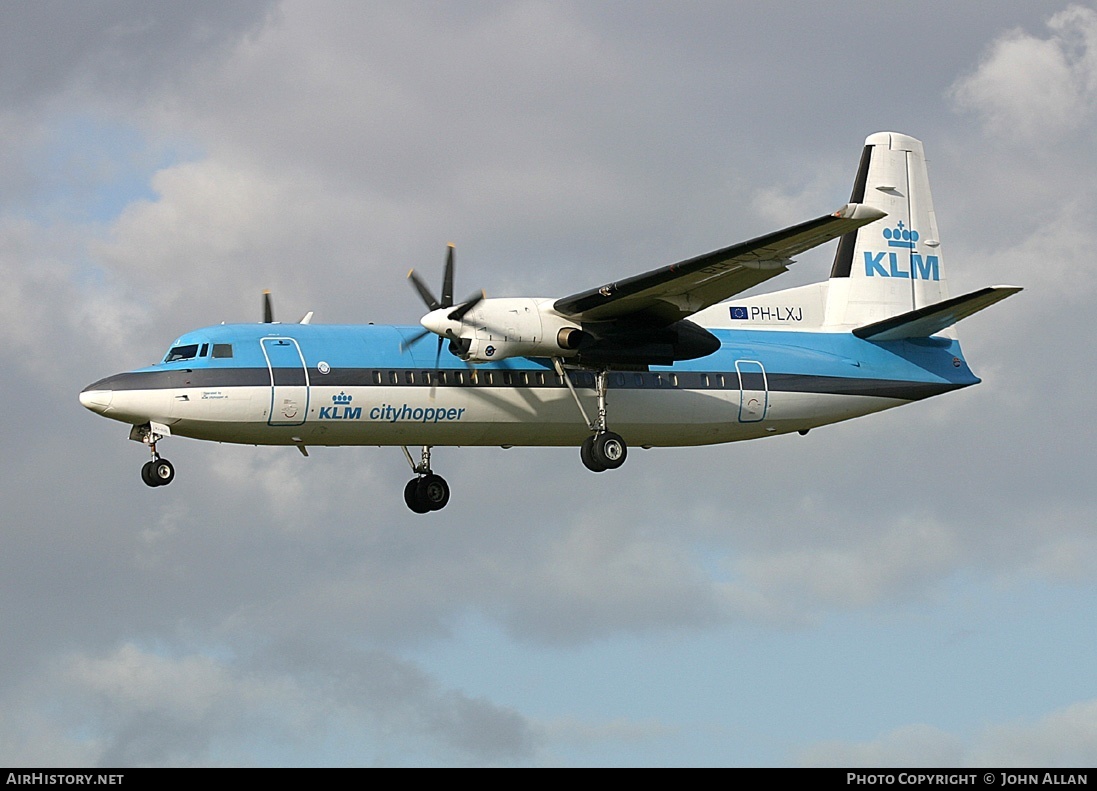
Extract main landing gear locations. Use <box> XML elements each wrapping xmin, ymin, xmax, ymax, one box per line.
<box><xmin>555</xmin><ymin>360</ymin><xmax>629</xmax><ymax>474</ymax></box>
<box><xmin>401</xmin><ymin>445</ymin><xmax>450</xmax><ymax>514</ymax></box>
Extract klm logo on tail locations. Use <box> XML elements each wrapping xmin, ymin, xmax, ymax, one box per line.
<box><xmin>864</xmin><ymin>222</ymin><xmax>939</xmax><ymax>280</ymax></box>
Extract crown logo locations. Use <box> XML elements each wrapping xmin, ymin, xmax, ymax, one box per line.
<box><xmin>332</xmin><ymin>391</ymin><xmax>353</xmax><ymax>405</ymax></box>
<box><xmin>883</xmin><ymin>221</ymin><xmax>918</xmax><ymax>249</ymax></box>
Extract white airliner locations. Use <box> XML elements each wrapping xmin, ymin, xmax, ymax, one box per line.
<box><xmin>80</xmin><ymin>132</ymin><xmax>1020</xmax><ymax>513</ymax></box>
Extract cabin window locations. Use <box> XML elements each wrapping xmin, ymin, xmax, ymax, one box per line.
<box><xmin>405</xmin><ymin>371</ymin><xmax>415</xmax><ymax>385</ymax></box>
<box><xmin>165</xmin><ymin>344</ymin><xmax>199</xmax><ymax>362</ymax></box>
<box><xmin>454</xmin><ymin>371</ymin><xmax>465</xmax><ymax>385</ymax></box>
<box><xmin>503</xmin><ymin>372</ymin><xmax>513</xmax><ymax>386</ymax></box>
<box><xmin>211</xmin><ymin>344</ymin><xmax>233</xmax><ymax>359</ymax></box>
<box><xmin>701</xmin><ymin>374</ymin><xmax>710</xmax><ymax>388</ymax></box>
<box><xmin>634</xmin><ymin>373</ymin><xmax>644</xmax><ymax>387</ymax></box>
<box><xmin>372</xmin><ymin>371</ymin><xmax>382</xmax><ymax>385</ymax></box>
<box><xmin>670</xmin><ymin>374</ymin><xmax>678</xmax><ymax>387</ymax></box>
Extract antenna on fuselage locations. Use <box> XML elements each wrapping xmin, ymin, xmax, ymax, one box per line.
<box><xmin>262</xmin><ymin>290</ymin><xmax>274</xmax><ymax>323</ymax></box>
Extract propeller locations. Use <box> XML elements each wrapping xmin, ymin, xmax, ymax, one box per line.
<box><xmin>260</xmin><ymin>290</ymin><xmax>312</xmax><ymax>324</ymax></box>
<box><xmin>403</xmin><ymin>244</ymin><xmax>485</xmax><ymax>358</ymax></box>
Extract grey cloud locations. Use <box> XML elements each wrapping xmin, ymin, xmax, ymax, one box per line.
<box><xmin>0</xmin><ymin>1</ymin><xmax>276</xmax><ymax>107</ymax></box>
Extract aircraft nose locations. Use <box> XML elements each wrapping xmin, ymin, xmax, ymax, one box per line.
<box><xmin>79</xmin><ymin>386</ymin><xmax>113</xmax><ymax>414</ymax></box>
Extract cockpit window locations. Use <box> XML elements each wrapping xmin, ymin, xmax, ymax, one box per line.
<box><xmin>212</xmin><ymin>344</ymin><xmax>234</xmax><ymax>358</ymax></box>
<box><xmin>164</xmin><ymin>344</ymin><xmax>200</xmax><ymax>362</ymax></box>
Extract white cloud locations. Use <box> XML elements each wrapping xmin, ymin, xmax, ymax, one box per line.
<box><xmin>801</xmin><ymin>699</ymin><xmax>1097</xmax><ymax>767</ymax></box>
<box><xmin>724</xmin><ymin>515</ymin><xmax>962</xmax><ymax>622</ymax></box>
<box><xmin>950</xmin><ymin>5</ymin><xmax>1097</xmax><ymax>143</ymax></box>
<box><xmin>800</xmin><ymin>723</ymin><xmax>963</xmax><ymax>768</ymax></box>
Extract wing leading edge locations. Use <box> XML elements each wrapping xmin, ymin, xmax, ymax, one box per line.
<box><xmin>553</xmin><ymin>203</ymin><xmax>886</xmax><ymax>325</ymax></box>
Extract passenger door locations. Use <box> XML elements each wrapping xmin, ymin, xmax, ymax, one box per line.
<box><xmin>735</xmin><ymin>360</ymin><xmax>768</xmax><ymax>423</ymax></box>
<box><xmin>261</xmin><ymin>337</ymin><xmax>309</xmax><ymax>426</ymax></box>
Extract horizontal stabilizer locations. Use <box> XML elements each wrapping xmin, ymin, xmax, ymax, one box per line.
<box><xmin>853</xmin><ymin>286</ymin><xmax>1022</xmax><ymax>341</ymax></box>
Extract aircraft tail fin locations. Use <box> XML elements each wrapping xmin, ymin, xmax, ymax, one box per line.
<box><xmin>825</xmin><ymin>132</ymin><xmax>955</xmax><ymax>330</ymax></box>
<box><xmin>852</xmin><ymin>285</ymin><xmax>1022</xmax><ymax>341</ymax></box>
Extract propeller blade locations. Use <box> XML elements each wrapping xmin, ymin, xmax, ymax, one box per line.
<box><xmin>441</xmin><ymin>244</ymin><xmax>455</xmax><ymax>309</ymax></box>
<box><xmin>399</xmin><ymin>327</ymin><xmax>432</xmax><ymax>352</ymax></box>
<box><xmin>447</xmin><ymin>290</ymin><xmax>485</xmax><ymax>322</ymax></box>
<box><xmin>262</xmin><ymin>290</ymin><xmax>274</xmax><ymax>323</ymax></box>
<box><xmin>408</xmin><ymin>269</ymin><xmax>441</xmax><ymax>311</ymax></box>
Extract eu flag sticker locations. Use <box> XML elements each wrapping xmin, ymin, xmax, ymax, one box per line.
<box><xmin>729</xmin><ymin>306</ymin><xmax>749</xmax><ymax>320</ymax></box>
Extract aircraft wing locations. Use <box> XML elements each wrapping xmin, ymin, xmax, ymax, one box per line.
<box><xmin>553</xmin><ymin>203</ymin><xmax>885</xmax><ymax>325</ymax></box>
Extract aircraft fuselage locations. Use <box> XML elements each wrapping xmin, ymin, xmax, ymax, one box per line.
<box><xmin>80</xmin><ymin>320</ymin><xmax>977</xmax><ymax>450</ymax></box>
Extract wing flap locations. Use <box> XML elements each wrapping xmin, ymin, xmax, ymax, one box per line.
<box><xmin>554</xmin><ymin>203</ymin><xmax>885</xmax><ymax>324</ymax></box>
<box><xmin>852</xmin><ymin>286</ymin><xmax>1023</xmax><ymax>341</ymax></box>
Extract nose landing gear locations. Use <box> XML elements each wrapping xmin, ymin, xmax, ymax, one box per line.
<box><xmin>141</xmin><ymin>456</ymin><xmax>175</xmax><ymax>487</ymax></box>
<box><xmin>131</xmin><ymin>422</ymin><xmax>175</xmax><ymax>488</ymax></box>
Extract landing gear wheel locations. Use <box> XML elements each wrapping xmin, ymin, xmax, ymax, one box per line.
<box><xmin>404</xmin><ymin>474</ymin><xmax>450</xmax><ymax>513</ymax></box>
<box><xmin>580</xmin><ymin>435</ymin><xmax>606</xmax><ymax>473</ymax></box>
<box><xmin>591</xmin><ymin>432</ymin><xmax>627</xmax><ymax>470</ymax></box>
<box><xmin>404</xmin><ymin>478</ymin><xmax>431</xmax><ymax>513</ymax></box>
<box><xmin>141</xmin><ymin>460</ymin><xmax>158</xmax><ymax>487</ymax></box>
<box><xmin>151</xmin><ymin>458</ymin><xmax>175</xmax><ymax>486</ymax></box>
<box><xmin>417</xmin><ymin>474</ymin><xmax>450</xmax><ymax>511</ymax></box>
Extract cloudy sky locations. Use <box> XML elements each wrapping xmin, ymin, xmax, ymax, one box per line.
<box><xmin>2</xmin><ymin>1</ymin><xmax>1095</xmax><ymax>767</ymax></box>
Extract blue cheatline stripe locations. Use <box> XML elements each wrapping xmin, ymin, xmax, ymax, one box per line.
<box><xmin>83</xmin><ymin>367</ymin><xmax>969</xmax><ymax>401</ymax></box>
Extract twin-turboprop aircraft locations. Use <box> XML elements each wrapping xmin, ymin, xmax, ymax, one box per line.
<box><xmin>80</xmin><ymin>133</ymin><xmax>1020</xmax><ymax>513</ymax></box>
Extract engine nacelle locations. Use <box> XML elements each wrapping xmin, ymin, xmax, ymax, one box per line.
<box><xmin>453</xmin><ymin>298</ymin><xmax>585</xmax><ymax>362</ymax></box>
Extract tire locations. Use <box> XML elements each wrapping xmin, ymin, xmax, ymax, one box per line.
<box><xmin>404</xmin><ymin>478</ymin><xmax>430</xmax><ymax>514</ymax></box>
<box><xmin>141</xmin><ymin>460</ymin><xmax>159</xmax><ymax>487</ymax></box>
<box><xmin>152</xmin><ymin>458</ymin><xmax>175</xmax><ymax>486</ymax></box>
<box><xmin>417</xmin><ymin>474</ymin><xmax>450</xmax><ymax>511</ymax></box>
<box><xmin>591</xmin><ymin>432</ymin><xmax>627</xmax><ymax>470</ymax></box>
<box><xmin>580</xmin><ymin>435</ymin><xmax>606</xmax><ymax>472</ymax></box>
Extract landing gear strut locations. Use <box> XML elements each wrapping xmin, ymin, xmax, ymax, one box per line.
<box><xmin>555</xmin><ymin>360</ymin><xmax>629</xmax><ymax>473</ymax></box>
<box><xmin>401</xmin><ymin>445</ymin><xmax>450</xmax><ymax>513</ymax></box>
